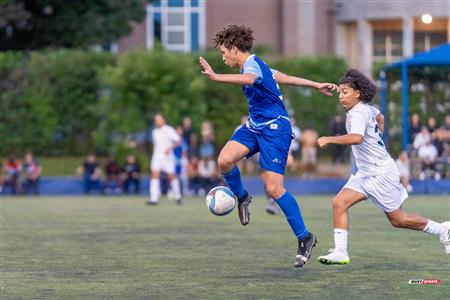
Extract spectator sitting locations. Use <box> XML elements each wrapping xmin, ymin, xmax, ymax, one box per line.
<box><xmin>396</xmin><ymin>151</ymin><xmax>412</xmax><ymax>192</ymax></box>
<box><xmin>122</xmin><ymin>155</ymin><xmax>141</xmax><ymax>195</ymax></box>
<box><xmin>427</xmin><ymin>116</ymin><xmax>438</xmax><ymax>134</ymax></box>
<box><xmin>417</xmin><ymin>140</ymin><xmax>439</xmax><ymax>180</ymax></box>
<box><xmin>77</xmin><ymin>154</ymin><xmax>102</xmax><ymax>194</ymax></box>
<box><xmin>22</xmin><ymin>152</ymin><xmax>42</xmax><ymax>195</ymax></box>
<box><xmin>104</xmin><ymin>155</ymin><xmax>122</xmax><ymax>195</ymax></box>
<box><xmin>198</xmin><ymin>155</ymin><xmax>218</xmax><ymax>195</ymax></box>
<box><xmin>4</xmin><ymin>156</ymin><xmax>22</xmax><ymax>194</ymax></box>
<box><xmin>444</xmin><ymin>115</ymin><xmax>450</xmax><ymax>131</ymax></box>
<box><xmin>187</xmin><ymin>156</ymin><xmax>200</xmax><ymax>195</ymax></box>
<box><xmin>413</xmin><ymin>126</ymin><xmax>431</xmax><ymax>151</ymax></box>
<box><xmin>409</xmin><ymin>113</ymin><xmax>421</xmax><ymax>144</ymax></box>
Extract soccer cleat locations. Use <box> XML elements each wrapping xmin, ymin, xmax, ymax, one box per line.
<box><xmin>175</xmin><ymin>198</ymin><xmax>183</xmax><ymax>205</ymax></box>
<box><xmin>439</xmin><ymin>221</ymin><xmax>450</xmax><ymax>254</ymax></box>
<box><xmin>317</xmin><ymin>249</ymin><xmax>350</xmax><ymax>265</ymax></box>
<box><xmin>237</xmin><ymin>191</ymin><xmax>252</xmax><ymax>226</ymax></box>
<box><xmin>146</xmin><ymin>200</ymin><xmax>158</xmax><ymax>206</ymax></box>
<box><xmin>295</xmin><ymin>233</ymin><xmax>317</xmax><ymax>268</ymax></box>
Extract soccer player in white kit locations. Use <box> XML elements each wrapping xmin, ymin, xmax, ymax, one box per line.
<box><xmin>316</xmin><ymin>69</ymin><xmax>450</xmax><ymax>265</ymax></box>
<box><xmin>148</xmin><ymin>114</ymin><xmax>182</xmax><ymax>205</ymax></box>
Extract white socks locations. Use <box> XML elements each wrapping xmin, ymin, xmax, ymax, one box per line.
<box><xmin>150</xmin><ymin>177</ymin><xmax>181</xmax><ymax>202</ymax></box>
<box><xmin>334</xmin><ymin>229</ymin><xmax>348</xmax><ymax>253</ymax></box>
<box><xmin>150</xmin><ymin>178</ymin><xmax>160</xmax><ymax>202</ymax></box>
<box><xmin>170</xmin><ymin>177</ymin><xmax>181</xmax><ymax>200</ymax></box>
<box><xmin>423</xmin><ymin>220</ymin><xmax>446</xmax><ymax>236</ymax></box>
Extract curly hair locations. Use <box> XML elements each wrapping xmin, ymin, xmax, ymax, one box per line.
<box><xmin>213</xmin><ymin>24</ymin><xmax>254</xmax><ymax>52</ymax></box>
<box><xmin>338</xmin><ymin>69</ymin><xmax>377</xmax><ymax>103</ymax></box>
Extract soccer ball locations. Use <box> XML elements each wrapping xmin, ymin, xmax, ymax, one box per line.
<box><xmin>206</xmin><ymin>186</ymin><xmax>237</xmax><ymax>216</ymax></box>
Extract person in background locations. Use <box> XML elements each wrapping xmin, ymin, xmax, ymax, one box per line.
<box><xmin>182</xmin><ymin>116</ymin><xmax>193</xmax><ymax>156</ymax></box>
<box><xmin>427</xmin><ymin>116</ymin><xmax>438</xmax><ymax>134</ymax></box>
<box><xmin>329</xmin><ymin>115</ymin><xmax>347</xmax><ymax>164</ymax></box>
<box><xmin>396</xmin><ymin>151</ymin><xmax>412</xmax><ymax>192</ymax></box>
<box><xmin>148</xmin><ymin>113</ymin><xmax>182</xmax><ymax>205</ymax></box>
<box><xmin>409</xmin><ymin>113</ymin><xmax>421</xmax><ymax>144</ymax></box>
<box><xmin>23</xmin><ymin>152</ymin><xmax>42</xmax><ymax>195</ymax></box>
<box><xmin>187</xmin><ymin>156</ymin><xmax>200</xmax><ymax>195</ymax></box>
<box><xmin>288</xmin><ymin>116</ymin><xmax>302</xmax><ymax>172</ymax></box>
<box><xmin>104</xmin><ymin>155</ymin><xmax>122</xmax><ymax>195</ymax></box>
<box><xmin>77</xmin><ymin>154</ymin><xmax>102</xmax><ymax>194</ymax></box>
<box><xmin>413</xmin><ymin>127</ymin><xmax>431</xmax><ymax>151</ymax></box>
<box><xmin>122</xmin><ymin>155</ymin><xmax>141</xmax><ymax>195</ymax></box>
<box><xmin>174</xmin><ymin>126</ymin><xmax>189</xmax><ymax>196</ymax></box>
<box><xmin>4</xmin><ymin>156</ymin><xmax>22</xmax><ymax>194</ymax></box>
<box><xmin>418</xmin><ymin>140</ymin><xmax>439</xmax><ymax>180</ymax></box>
<box><xmin>0</xmin><ymin>162</ymin><xmax>3</xmax><ymax>194</ymax></box>
<box><xmin>301</xmin><ymin>124</ymin><xmax>319</xmax><ymax>178</ymax></box>
<box><xmin>198</xmin><ymin>155</ymin><xmax>218</xmax><ymax>195</ymax></box>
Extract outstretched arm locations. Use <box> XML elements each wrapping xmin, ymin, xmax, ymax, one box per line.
<box><xmin>317</xmin><ymin>134</ymin><xmax>363</xmax><ymax>149</ymax></box>
<box><xmin>274</xmin><ymin>71</ymin><xmax>338</xmax><ymax>96</ymax></box>
<box><xmin>199</xmin><ymin>57</ymin><xmax>257</xmax><ymax>85</ymax></box>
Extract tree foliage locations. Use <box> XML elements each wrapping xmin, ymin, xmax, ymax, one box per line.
<box><xmin>0</xmin><ymin>0</ymin><xmax>146</xmax><ymax>50</ymax></box>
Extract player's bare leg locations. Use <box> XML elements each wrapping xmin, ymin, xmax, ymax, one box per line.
<box><xmin>318</xmin><ymin>188</ymin><xmax>365</xmax><ymax>265</ymax></box>
<box><xmin>386</xmin><ymin>208</ymin><xmax>450</xmax><ymax>254</ymax></box>
<box><xmin>218</xmin><ymin>141</ymin><xmax>251</xmax><ymax>225</ymax></box>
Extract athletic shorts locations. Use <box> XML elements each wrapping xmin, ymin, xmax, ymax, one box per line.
<box><xmin>343</xmin><ymin>170</ymin><xmax>408</xmax><ymax>212</ymax></box>
<box><xmin>151</xmin><ymin>153</ymin><xmax>176</xmax><ymax>174</ymax></box>
<box><xmin>230</xmin><ymin>125</ymin><xmax>292</xmax><ymax>175</ymax></box>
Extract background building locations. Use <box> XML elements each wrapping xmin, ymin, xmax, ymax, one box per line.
<box><xmin>117</xmin><ymin>0</ymin><xmax>450</xmax><ymax>76</ymax></box>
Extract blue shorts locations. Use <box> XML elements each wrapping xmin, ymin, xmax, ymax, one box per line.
<box><xmin>230</xmin><ymin>125</ymin><xmax>293</xmax><ymax>175</ymax></box>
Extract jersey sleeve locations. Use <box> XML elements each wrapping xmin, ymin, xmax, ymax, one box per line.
<box><xmin>168</xmin><ymin>127</ymin><xmax>181</xmax><ymax>143</ymax></box>
<box><xmin>243</xmin><ymin>59</ymin><xmax>263</xmax><ymax>84</ymax></box>
<box><xmin>348</xmin><ymin>111</ymin><xmax>367</xmax><ymax>136</ymax></box>
<box><xmin>270</xmin><ymin>68</ymin><xmax>278</xmax><ymax>76</ymax></box>
<box><xmin>370</xmin><ymin>106</ymin><xmax>380</xmax><ymax>117</ymax></box>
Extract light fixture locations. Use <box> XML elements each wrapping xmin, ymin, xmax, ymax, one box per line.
<box><xmin>421</xmin><ymin>14</ymin><xmax>433</xmax><ymax>24</ymax></box>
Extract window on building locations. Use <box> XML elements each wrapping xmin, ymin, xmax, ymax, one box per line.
<box><xmin>147</xmin><ymin>0</ymin><xmax>204</xmax><ymax>52</ymax></box>
<box><xmin>373</xmin><ymin>31</ymin><xmax>403</xmax><ymax>63</ymax></box>
<box><xmin>414</xmin><ymin>31</ymin><xmax>447</xmax><ymax>53</ymax></box>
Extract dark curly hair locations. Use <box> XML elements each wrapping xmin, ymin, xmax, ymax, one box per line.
<box><xmin>213</xmin><ymin>24</ymin><xmax>254</xmax><ymax>53</ymax></box>
<box><xmin>338</xmin><ymin>69</ymin><xmax>377</xmax><ymax>103</ymax></box>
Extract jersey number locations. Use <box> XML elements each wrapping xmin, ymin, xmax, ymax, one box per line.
<box><xmin>374</xmin><ymin>124</ymin><xmax>385</xmax><ymax>147</ymax></box>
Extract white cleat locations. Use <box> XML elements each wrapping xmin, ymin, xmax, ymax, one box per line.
<box><xmin>439</xmin><ymin>222</ymin><xmax>450</xmax><ymax>254</ymax></box>
<box><xmin>318</xmin><ymin>249</ymin><xmax>350</xmax><ymax>265</ymax></box>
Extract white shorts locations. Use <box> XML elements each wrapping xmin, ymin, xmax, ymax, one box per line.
<box><xmin>151</xmin><ymin>153</ymin><xmax>175</xmax><ymax>174</ymax></box>
<box><xmin>343</xmin><ymin>171</ymin><xmax>408</xmax><ymax>212</ymax></box>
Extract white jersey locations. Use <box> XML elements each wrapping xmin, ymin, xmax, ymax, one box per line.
<box><xmin>152</xmin><ymin>124</ymin><xmax>180</xmax><ymax>156</ymax></box>
<box><xmin>346</xmin><ymin>102</ymin><xmax>395</xmax><ymax>176</ymax></box>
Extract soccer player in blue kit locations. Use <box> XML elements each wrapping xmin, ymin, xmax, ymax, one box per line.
<box><xmin>199</xmin><ymin>24</ymin><xmax>338</xmax><ymax>268</ymax></box>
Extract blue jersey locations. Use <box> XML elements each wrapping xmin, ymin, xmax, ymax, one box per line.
<box><xmin>241</xmin><ymin>55</ymin><xmax>290</xmax><ymax>136</ymax></box>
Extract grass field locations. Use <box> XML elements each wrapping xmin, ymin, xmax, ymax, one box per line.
<box><xmin>1</xmin><ymin>195</ymin><xmax>449</xmax><ymax>299</ymax></box>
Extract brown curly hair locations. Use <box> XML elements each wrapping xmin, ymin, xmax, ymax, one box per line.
<box><xmin>213</xmin><ymin>24</ymin><xmax>254</xmax><ymax>53</ymax></box>
<box><xmin>339</xmin><ymin>69</ymin><xmax>377</xmax><ymax>103</ymax></box>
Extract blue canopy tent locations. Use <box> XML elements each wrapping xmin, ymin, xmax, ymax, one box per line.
<box><xmin>380</xmin><ymin>43</ymin><xmax>450</xmax><ymax>150</ymax></box>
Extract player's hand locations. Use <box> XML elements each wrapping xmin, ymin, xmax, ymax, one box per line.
<box><xmin>317</xmin><ymin>137</ymin><xmax>329</xmax><ymax>149</ymax></box>
<box><xmin>317</xmin><ymin>83</ymin><xmax>338</xmax><ymax>96</ymax></box>
<box><xmin>199</xmin><ymin>56</ymin><xmax>216</xmax><ymax>80</ymax></box>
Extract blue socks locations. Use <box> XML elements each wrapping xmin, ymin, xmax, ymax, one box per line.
<box><xmin>275</xmin><ymin>191</ymin><xmax>309</xmax><ymax>240</ymax></box>
<box><xmin>223</xmin><ymin>165</ymin><xmax>246</xmax><ymax>199</ymax></box>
